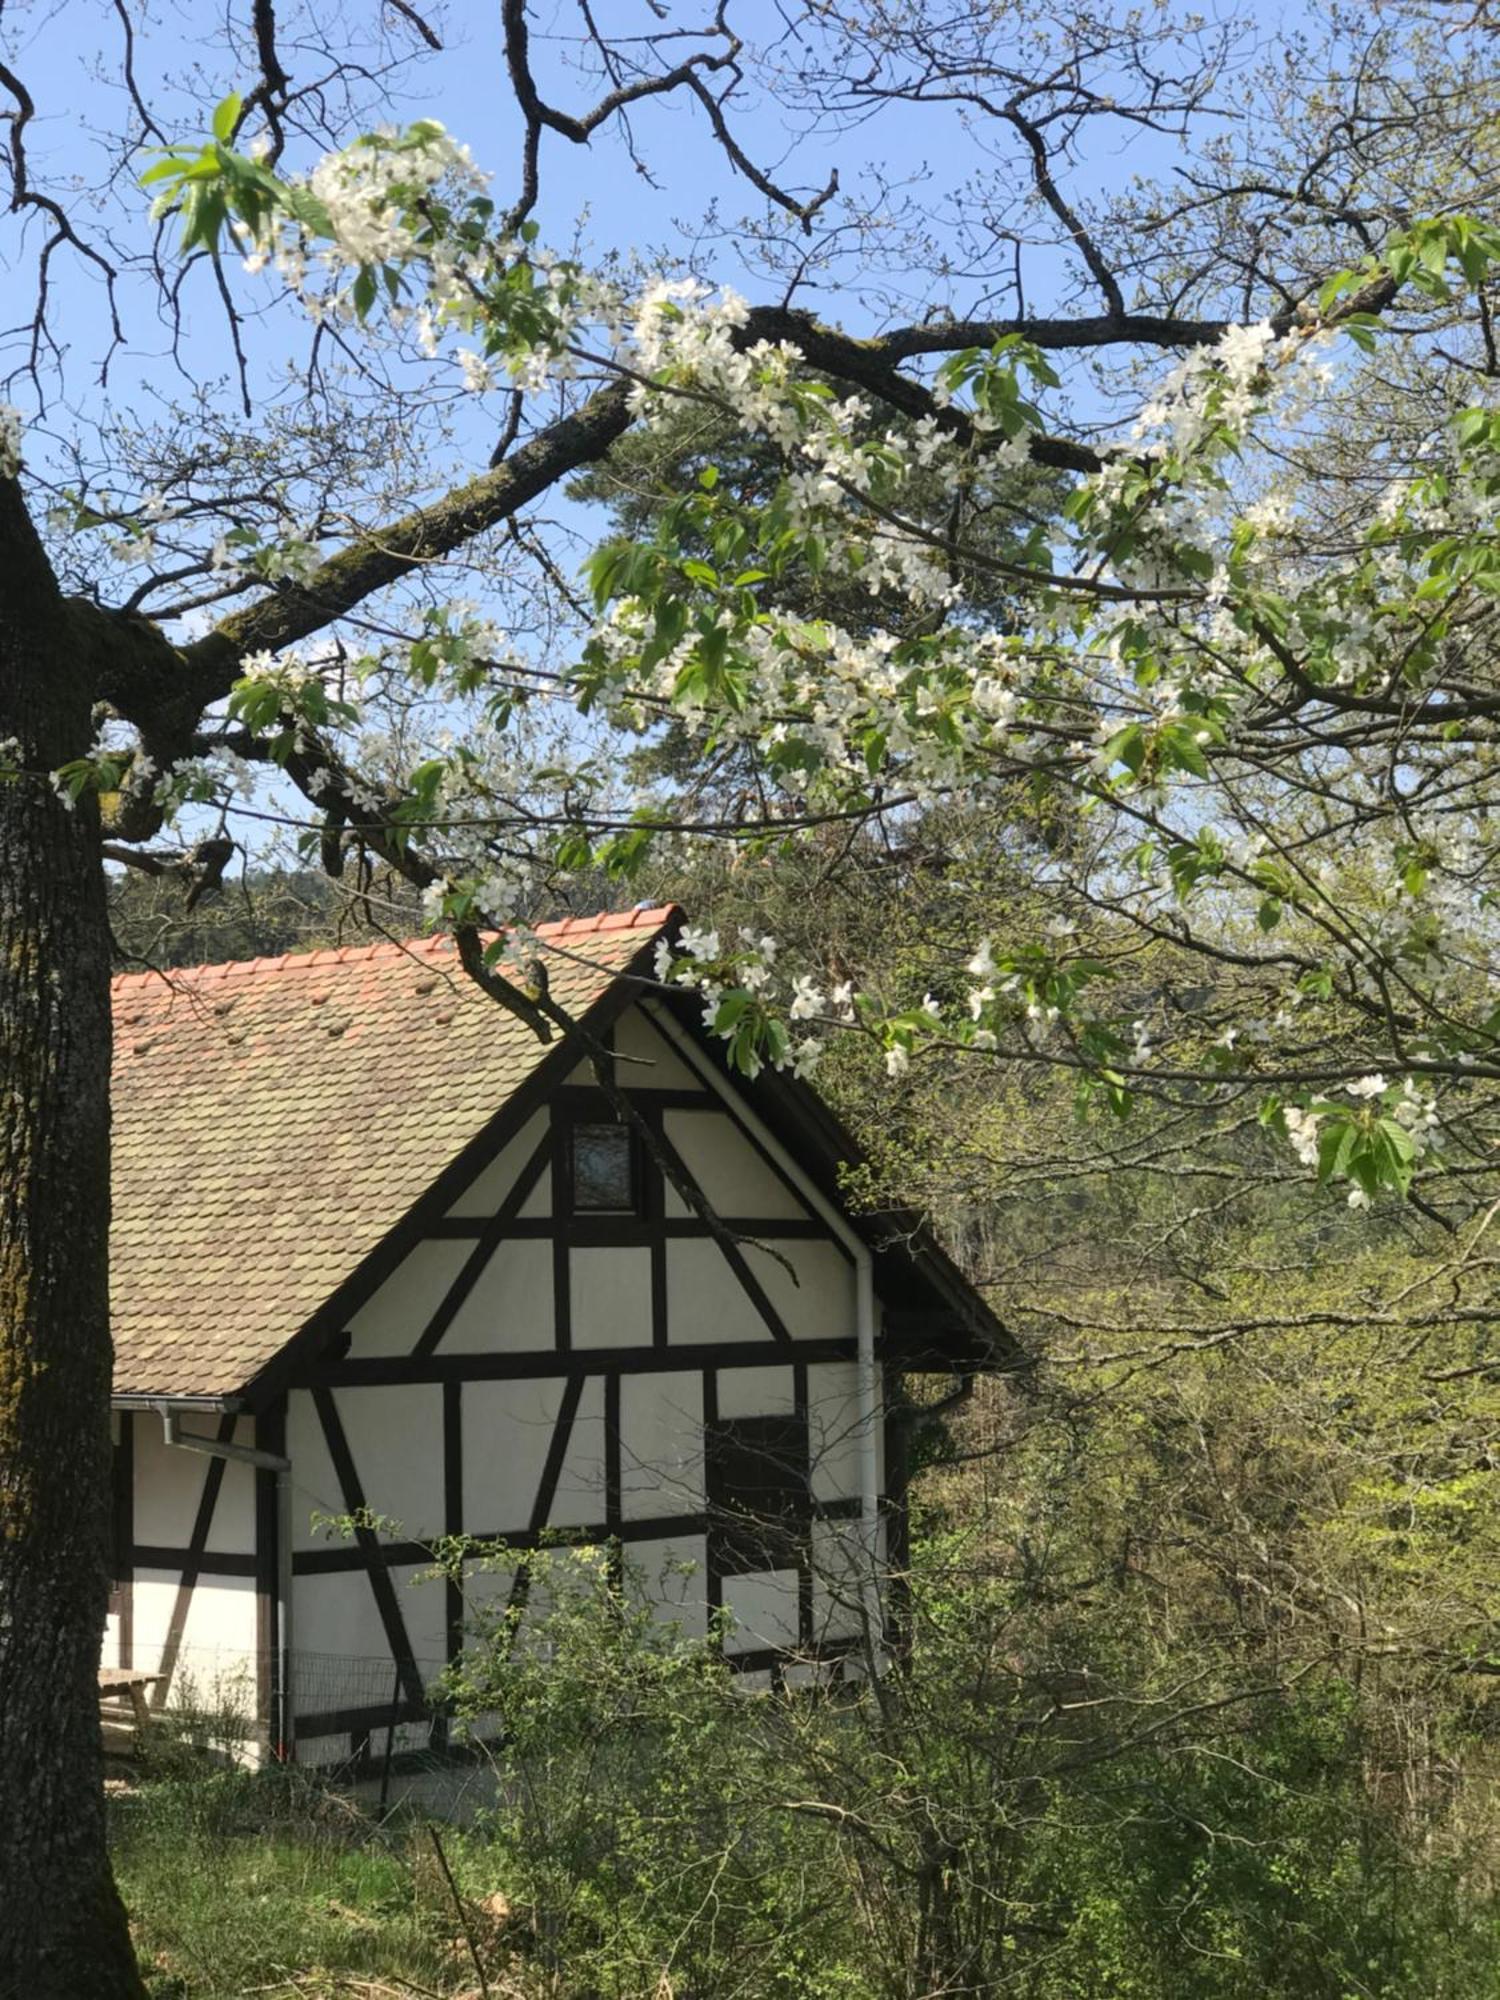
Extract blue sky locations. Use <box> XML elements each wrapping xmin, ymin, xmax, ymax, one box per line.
<box><xmin>0</xmin><ymin>0</ymin><xmax>1329</xmax><ymax>870</ymax></box>
<box><xmin>0</xmin><ymin>0</ymin><xmax>1290</xmax><ymax>443</ymax></box>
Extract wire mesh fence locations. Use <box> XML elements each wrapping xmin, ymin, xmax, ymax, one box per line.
<box><xmin>110</xmin><ymin>1639</ymin><xmax>458</xmax><ymax>1776</ymax></box>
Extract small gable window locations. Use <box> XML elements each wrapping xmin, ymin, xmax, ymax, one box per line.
<box><xmin>571</xmin><ymin>1120</ymin><xmax>637</xmax><ymax>1213</ymax></box>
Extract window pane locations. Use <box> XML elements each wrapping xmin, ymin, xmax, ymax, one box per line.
<box><xmin>707</xmin><ymin>1414</ymin><xmax>810</xmax><ymax>1573</ymax></box>
<box><xmin>573</xmin><ymin>1122</ymin><xmax>634</xmax><ymax>1211</ymax></box>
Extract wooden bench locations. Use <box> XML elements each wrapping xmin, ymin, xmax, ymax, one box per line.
<box><xmin>98</xmin><ymin>1668</ymin><xmax>162</xmax><ymax>1752</ymax></box>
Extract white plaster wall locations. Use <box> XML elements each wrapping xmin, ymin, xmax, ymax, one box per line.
<box><xmin>717</xmin><ymin>1364</ymin><xmax>796</xmax><ymax>1419</ymax></box>
<box><xmin>347</xmin><ymin>1239</ymin><xmax>474</xmax><ymax>1359</ymax></box>
<box><xmin>619</xmin><ymin>1372</ymin><xmax>704</xmax><ymax>1518</ymax></box>
<box><xmin>550</xmin><ymin>1375</ymin><xmax>606</xmax><ymax>1527</ymax></box>
<box><xmin>287</xmin><ymin>1389</ymin><xmax>346</xmax><ymax>1551</ymax></box>
<box><xmin>626</xmin><ymin>1532</ymin><xmax>708</xmax><ymax>1639</ymax></box>
<box><xmin>178</xmin><ymin>1574</ymin><xmax>259</xmax><ymax>1666</ymax></box>
<box><xmin>667</xmin><ymin>1236</ymin><xmax>855</xmax><ymax>1347</ymax></box>
<box><xmin>667</xmin><ymin>1239</ymin><xmax>776</xmax><ymax>1344</ymax></box>
<box><xmin>294</xmin><ymin>1574</ymin><xmax>396</xmax><ymax>1688</ymax></box>
<box><xmin>571</xmin><ymin>1246</ymin><xmax>652</xmax><ymax>1347</ymax></box>
<box><xmin>291</xmin><ymin>1564</ymin><xmax>453</xmax><ymax>1706</ymax></box>
<box><xmin>806</xmin><ymin>1361</ymin><xmax>881</xmax><ymax>1501</ymax></box>
<box><xmin>743</xmin><ymin>1238</ymin><xmax>856</xmax><ymax>1341</ymax></box>
<box><xmin>463</xmin><ymin>1377</ymin><xmax>567</xmax><ymax>1533</ymax></box>
<box><xmin>443</xmin><ymin>1240</ymin><xmax>553</xmax><ymax>1353</ymax></box>
<box><xmin>132</xmin><ymin>1570</ymin><xmax>258</xmax><ymax>1681</ymax></box>
<box><xmin>663</xmin><ymin>1110</ymin><xmax>808</xmax><ymax>1219</ymax></box>
<box><xmin>445</xmin><ymin>1112</ymin><xmax>551</xmax><ymax>1218</ymax></box>
<box><xmin>335</xmin><ymin>1384</ymin><xmax>445</xmax><ymax>1541</ymax></box>
<box><xmin>722</xmin><ymin>1569</ymin><xmax>800</xmax><ymax>1653</ymax></box>
<box><xmin>129</xmin><ymin>1573</ymin><xmax>178</xmax><ymax>1670</ymax></box>
<box><xmin>614</xmin><ymin>1007</ymin><xmax>702</xmax><ymax>1089</ymax></box>
<box><xmin>811</xmin><ymin>1520</ymin><xmax>870</xmax><ymax>1643</ymax></box>
<box><xmin>133</xmin><ymin>1414</ymin><xmax>257</xmax><ymax>1555</ymax></box>
<box><xmin>391</xmin><ymin>1562</ymin><xmax>449</xmax><ymax>1676</ymax></box>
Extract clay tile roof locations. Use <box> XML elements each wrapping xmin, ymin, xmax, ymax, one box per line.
<box><xmin>111</xmin><ymin>906</ymin><xmax>679</xmax><ymax>1401</ymax></box>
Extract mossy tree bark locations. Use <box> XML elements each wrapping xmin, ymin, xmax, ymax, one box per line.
<box><xmin>0</xmin><ymin>368</ymin><xmax>646</xmax><ymax>2000</ymax></box>
<box><xmin>0</xmin><ymin>480</ymin><xmax>144</xmax><ymax>1996</ymax></box>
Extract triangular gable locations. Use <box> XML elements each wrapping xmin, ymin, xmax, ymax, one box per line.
<box><xmin>638</xmin><ymin>994</ymin><xmax>1021</xmax><ymax>1374</ymax></box>
<box><xmin>110</xmin><ymin>908</ymin><xmax>676</xmax><ymax>1400</ymax></box>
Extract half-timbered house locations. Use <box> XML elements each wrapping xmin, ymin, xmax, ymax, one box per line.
<box><xmin>105</xmin><ymin>904</ymin><xmax>1009</xmax><ymax>1765</ymax></box>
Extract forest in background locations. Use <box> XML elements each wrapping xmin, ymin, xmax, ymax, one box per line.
<box><xmin>106</xmin><ymin>821</ymin><xmax>1500</xmax><ymax>1997</ymax></box>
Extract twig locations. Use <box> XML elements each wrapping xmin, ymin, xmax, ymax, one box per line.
<box><xmin>426</xmin><ymin>1823</ymin><xmax>490</xmax><ymax>1999</ymax></box>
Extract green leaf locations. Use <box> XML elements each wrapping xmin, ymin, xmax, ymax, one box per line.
<box><xmin>1317</xmin><ymin>1117</ymin><xmax>1358</xmax><ymax>1185</ymax></box>
<box><xmin>1097</xmin><ymin>723</ymin><xmax>1146</xmax><ymax>778</ymax></box>
<box><xmin>282</xmin><ymin>184</ymin><xmax>334</xmax><ymax>238</ymax></box>
<box><xmin>1159</xmin><ymin>722</ymin><xmax>1210</xmax><ymax>778</ymax></box>
<box><xmin>211</xmin><ymin>94</ymin><xmax>243</xmax><ymax>144</ymax></box>
<box><xmin>713</xmin><ymin>991</ymin><xmax>751</xmax><ymax>1034</ymax></box>
<box><xmin>1457</xmin><ymin>408</ymin><xmax>1490</xmax><ymax>448</ymax></box>
<box><xmin>1317</xmin><ymin>266</ymin><xmax>1360</xmax><ymax>312</ymax></box>
<box><xmin>139</xmin><ymin>153</ymin><xmax>194</xmax><ymax>187</ymax></box>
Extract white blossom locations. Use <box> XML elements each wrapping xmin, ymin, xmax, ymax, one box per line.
<box><xmin>1283</xmin><ymin>1106</ymin><xmax>1322</xmax><ymax>1169</ymax></box>
<box><xmin>457</xmin><ymin>349</ymin><xmax>496</xmax><ymax>394</ymax></box>
<box><xmin>678</xmin><ymin>925</ymin><xmax>720</xmax><ymax>961</ymax></box>
<box><xmin>789</xmin><ymin>975</ymin><xmax>825</xmax><ymax>1021</ymax></box>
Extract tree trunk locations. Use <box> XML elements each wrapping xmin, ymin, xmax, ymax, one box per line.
<box><xmin>0</xmin><ymin>481</ymin><xmax>144</xmax><ymax>1995</ymax></box>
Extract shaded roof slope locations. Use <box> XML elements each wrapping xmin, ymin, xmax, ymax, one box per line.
<box><xmin>111</xmin><ymin>907</ymin><xmax>675</xmax><ymax>1399</ymax></box>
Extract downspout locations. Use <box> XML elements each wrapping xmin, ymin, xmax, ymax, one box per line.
<box><xmin>854</xmin><ymin>1254</ymin><xmax>881</xmax><ymax>1644</ymax></box>
<box><xmin>157</xmin><ymin>1405</ymin><xmax>294</xmax><ymax>1761</ymax></box>
<box><xmin>643</xmin><ymin>1003</ymin><xmax>883</xmax><ymax>1635</ymax></box>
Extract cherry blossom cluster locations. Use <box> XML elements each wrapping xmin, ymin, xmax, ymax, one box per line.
<box><xmin>137</xmin><ymin>114</ymin><xmax>1500</xmax><ymax>1203</ymax></box>
<box><xmin>651</xmin><ymin>924</ymin><xmax>852</xmax><ymax>1080</ymax></box>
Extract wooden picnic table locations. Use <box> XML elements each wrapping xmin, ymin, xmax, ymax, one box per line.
<box><xmin>98</xmin><ymin>1667</ymin><xmax>162</xmax><ymax>1747</ymax></box>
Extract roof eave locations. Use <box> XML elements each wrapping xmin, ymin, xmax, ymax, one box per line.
<box><xmin>111</xmin><ymin>1392</ymin><xmax>242</xmax><ymax>1413</ymax></box>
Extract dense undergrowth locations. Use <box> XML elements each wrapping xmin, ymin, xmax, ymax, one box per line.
<box><xmin>111</xmin><ymin>1526</ymin><xmax>1500</xmax><ymax>1998</ymax></box>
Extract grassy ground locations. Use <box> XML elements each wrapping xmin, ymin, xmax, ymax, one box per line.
<box><xmin>110</xmin><ymin>1763</ymin><xmax>515</xmax><ymax>1999</ymax></box>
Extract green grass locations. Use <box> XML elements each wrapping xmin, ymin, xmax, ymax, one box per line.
<box><xmin>111</xmin><ymin>1767</ymin><xmax>506</xmax><ymax>1999</ymax></box>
